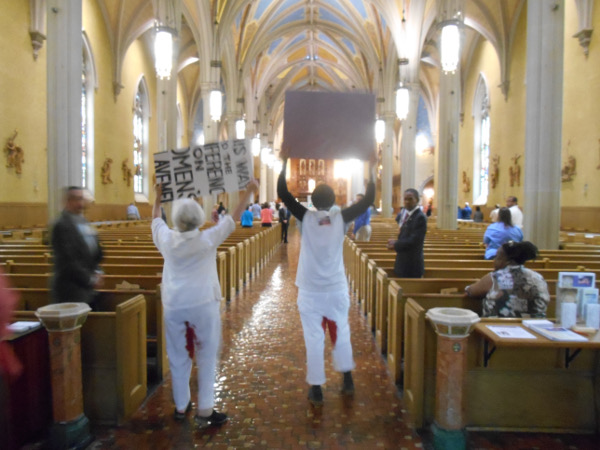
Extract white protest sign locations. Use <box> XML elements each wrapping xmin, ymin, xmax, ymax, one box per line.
<box><xmin>153</xmin><ymin>139</ymin><xmax>253</xmax><ymax>203</ymax></box>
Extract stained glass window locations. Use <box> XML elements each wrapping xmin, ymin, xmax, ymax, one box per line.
<box><xmin>133</xmin><ymin>89</ymin><xmax>144</xmax><ymax>193</ymax></box>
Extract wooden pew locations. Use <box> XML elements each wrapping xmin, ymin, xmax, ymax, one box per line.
<box><xmin>13</xmin><ymin>294</ymin><xmax>147</xmax><ymax>425</ymax></box>
<box><xmin>11</xmin><ymin>287</ymin><xmax>168</xmax><ymax>382</ymax></box>
<box><xmin>403</xmin><ymin>298</ymin><xmax>600</xmax><ymax>432</ymax></box>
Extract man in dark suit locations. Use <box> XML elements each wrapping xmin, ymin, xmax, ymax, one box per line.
<box><xmin>51</xmin><ymin>187</ymin><xmax>104</xmax><ymax>308</ymax></box>
<box><xmin>387</xmin><ymin>188</ymin><xmax>427</xmax><ymax>278</ymax></box>
<box><xmin>278</xmin><ymin>204</ymin><xmax>292</xmax><ymax>243</ymax></box>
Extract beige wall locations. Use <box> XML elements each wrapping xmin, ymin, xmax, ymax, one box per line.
<box><xmin>458</xmin><ymin>7</ymin><xmax>528</xmax><ymax>210</ymax></box>
<box><xmin>0</xmin><ymin>0</ymin><xmax>48</xmax><ymax>203</ymax></box>
<box><xmin>562</xmin><ymin>0</ymin><xmax>600</xmax><ymax>208</ymax></box>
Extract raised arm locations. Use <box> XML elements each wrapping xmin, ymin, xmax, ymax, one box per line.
<box><xmin>152</xmin><ymin>184</ymin><xmax>163</xmax><ymax>219</ymax></box>
<box><xmin>277</xmin><ymin>143</ymin><xmax>307</xmax><ymax>221</ymax></box>
<box><xmin>342</xmin><ymin>164</ymin><xmax>375</xmax><ymax>223</ymax></box>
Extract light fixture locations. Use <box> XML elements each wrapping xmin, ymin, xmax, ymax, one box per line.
<box><xmin>274</xmin><ymin>160</ymin><xmax>283</xmax><ymax>174</ymax></box>
<box><xmin>261</xmin><ymin>147</ymin><xmax>271</xmax><ymax>164</ymax></box>
<box><xmin>441</xmin><ymin>24</ymin><xmax>460</xmax><ymax>73</ymax></box>
<box><xmin>375</xmin><ymin>119</ymin><xmax>385</xmax><ymax>144</ymax></box>
<box><xmin>415</xmin><ymin>134</ymin><xmax>429</xmax><ymax>154</ymax></box>
<box><xmin>209</xmin><ymin>90</ymin><xmax>222</xmax><ymax>121</ymax></box>
<box><xmin>235</xmin><ymin>119</ymin><xmax>246</xmax><ymax>140</ymax></box>
<box><xmin>396</xmin><ymin>85</ymin><xmax>409</xmax><ymax>120</ymax></box>
<box><xmin>251</xmin><ymin>136</ymin><xmax>261</xmax><ymax>156</ymax></box>
<box><xmin>154</xmin><ymin>27</ymin><xmax>173</xmax><ymax>79</ymax></box>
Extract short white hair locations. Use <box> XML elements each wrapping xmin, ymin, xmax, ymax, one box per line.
<box><xmin>171</xmin><ymin>198</ymin><xmax>205</xmax><ymax>231</ymax></box>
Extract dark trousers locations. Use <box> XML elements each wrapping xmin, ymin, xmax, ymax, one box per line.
<box><xmin>281</xmin><ymin>223</ymin><xmax>289</xmax><ymax>242</ymax></box>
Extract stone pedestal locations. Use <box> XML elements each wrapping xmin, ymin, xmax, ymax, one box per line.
<box><xmin>426</xmin><ymin>307</ymin><xmax>480</xmax><ymax>450</ymax></box>
<box><xmin>36</xmin><ymin>303</ymin><xmax>92</xmax><ymax>449</ymax></box>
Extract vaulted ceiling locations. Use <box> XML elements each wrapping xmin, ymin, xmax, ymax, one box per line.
<box><xmin>95</xmin><ymin>0</ymin><xmax>526</xmax><ymax>138</ymax></box>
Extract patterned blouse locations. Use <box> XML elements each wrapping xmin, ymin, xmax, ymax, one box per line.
<box><xmin>482</xmin><ymin>265</ymin><xmax>550</xmax><ymax>318</ymax></box>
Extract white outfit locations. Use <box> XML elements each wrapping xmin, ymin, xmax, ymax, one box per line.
<box><xmin>509</xmin><ymin>205</ymin><xmax>523</xmax><ymax>228</ymax></box>
<box><xmin>489</xmin><ymin>208</ymin><xmax>499</xmax><ymax>223</ymax></box>
<box><xmin>152</xmin><ymin>215</ymin><xmax>235</xmax><ymax>411</ymax></box>
<box><xmin>296</xmin><ymin>209</ymin><xmax>354</xmax><ymax>385</ymax></box>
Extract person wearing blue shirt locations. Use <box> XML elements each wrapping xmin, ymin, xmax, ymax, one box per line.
<box><xmin>483</xmin><ymin>207</ymin><xmax>523</xmax><ymax>259</ymax></box>
<box><xmin>462</xmin><ymin>202</ymin><xmax>472</xmax><ymax>220</ymax></box>
<box><xmin>251</xmin><ymin>202</ymin><xmax>262</xmax><ymax>219</ymax></box>
<box><xmin>241</xmin><ymin>206</ymin><xmax>254</xmax><ymax>228</ymax></box>
<box><xmin>352</xmin><ymin>194</ymin><xmax>371</xmax><ymax>241</ymax></box>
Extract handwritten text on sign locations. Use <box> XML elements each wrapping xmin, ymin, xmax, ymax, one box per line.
<box><xmin>154</xmin><ymin>140</ymin><xmax>253</xmax><ymax>202</ymax></box>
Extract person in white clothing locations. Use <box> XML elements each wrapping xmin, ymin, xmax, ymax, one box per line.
<box><xmin>506</xmin><ymin>196</ymin><xmax>523</xmax><ymax>228</ymax></box>
<box><xmin>277</xmin><ymin>143</ymin><xmax>375</xmax><ymax>406</ymax></box>
<box><xmin>151</xmin><ymin>179</ymin><xmax>259</xmax><ymax>429</ymax></box>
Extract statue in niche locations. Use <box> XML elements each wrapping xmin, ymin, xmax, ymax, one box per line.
<box><xmin>462</xmin><ymin>171</ymin><xmax>471</xmax><ymax>193</ymax></box>
<box><xmin>299</xmin><ymin>159</ymin><xmax>306</xmax><ymax>176</ymax></box>
<box><xmin>509</xmin><ymin>154</ymin><xmax>521</xmax><ymax>187</ymax></box>
<box><xmin>336</xmin><ymin>178</ymin><xmax>346</xmax><ymax>195</ymax></box>
<box><xmin>5</xmin><ymin>129</ymin><xmax>25</xmax><ymax>174</ymax></box>
<box><xmin>308</xmin><ymin>159</ymin><xmax>315</xmax><ymax>175</ymax></box>
<box><xmin>561</xmin><ymin>156</ymin><xmax>577</xmax><ymax>182</ymax></box>
<box><xmin>490</xmin><ymin>155</ymin><xmax>500</xmax><ymax>189</ymax></box>
<box><xmin>122</xmin><ymin>159</ymin><xmax>133</xmax><ymax>187</ymax></box>
<box><xmin>317</xmin><ymin>159</ymin><xmax>325</xmax><ymax>176</ymax></box>
<box><xmin>101</xmin><ymin>157</ymin><xmax>114</xmax><ymax>184</ymax></box>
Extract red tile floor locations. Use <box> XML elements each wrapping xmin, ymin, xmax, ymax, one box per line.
<box><xmin>28</xmin><ymin>230</ymin><xmax>600</xmax><ymax>449</ymax></box>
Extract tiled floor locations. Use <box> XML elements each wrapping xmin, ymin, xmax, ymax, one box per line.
<box><xmin>29</xmin><ymin>229</ymin><xmax>600</xmax><ymax>449</ymax></box>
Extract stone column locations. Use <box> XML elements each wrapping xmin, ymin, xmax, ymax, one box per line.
<box><xmin>435</xmin><ymin>66</ymin><xmax>460</xmax><ymax>230</ymax></box>
<box><xmin>35</xmin><ymin>303</ymin><xmax>92</xmax><ymax>449</ymax></box>
<box><xmin>523</xmin><ymin>1</ymin><xmax>564</xmax><ymax>249</ymax></box>
<box><xmin>400</xmin><ymin>85</ymin><xmax>420</xmax><ymax>195</ymax></box>
<box><xmin>225</xmin><ymin>112</ymin><xmax>240</xmax><ymax>209</ymax></box>
<box><xmin>426</xmin><ymin>307</ymin><xmax>479</xmax><ymax>450</ymax></box>
<box><xmin>381</xmin><ymin>111</ymin><xmax>396</xmax><ymax>218</ymax></box>
<box><xmin>46</xmin><ymin>0</ymin><xmax>82</xmax><ymax>221</ymax></box>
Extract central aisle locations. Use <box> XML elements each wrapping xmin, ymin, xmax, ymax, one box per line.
<box><xmin>93</xmin><ymin>228</ymin><xmax>423</xmax><ymax>449</ymax></box>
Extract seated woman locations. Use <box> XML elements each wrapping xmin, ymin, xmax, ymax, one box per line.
<box><xmin>483</xmin><ymin>207</ymin><xmax>523</xmax><ymax>259</ymax></box>
<box><xmin>465</xmin><ymin>241</ymin><xmax>550</xmax><ymax>318</ymax></box>
<box><xmin>260</xmin><ymin>202</ymin><xmax>273</xmax><ymax>227</ymax></box>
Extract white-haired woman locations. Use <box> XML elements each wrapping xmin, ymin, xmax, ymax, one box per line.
<box><xmin>152</xmin><ymin>180</ymin><xmax>259</xmax><ymax>429</ymax></box>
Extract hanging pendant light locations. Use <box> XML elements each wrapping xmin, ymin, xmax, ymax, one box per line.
<box><xmin>441</xmin><ymin>24</ymin><xmax>460</xmax><ymax>73</ymax></box>
<box><xmin>396</xmin><ymin>86</ymin><xmax>409</xmax><ymax>120</ymax></box>
<box><xmin>210</xmin><ymin>90</ymin><xmax>222</xmax><ymax>121</ymax></box>
<box><xmin>235</xmin><ymin>119</ymin><xmax>246</xmax><ymax>140</ymax></box>
<box><xmin>375</xmin><ymin>119</ymin><xmax>385</xmax><ymax>144</ymax></box>
<box><xmin>154</xmin><ymin>27</ymin><xmax>173</xmax><ymax>79</ymax></box>
<box><xmin>251</xmin><ymin>136</ymin><xmax>261</xmax><ymax>156</ymax></box>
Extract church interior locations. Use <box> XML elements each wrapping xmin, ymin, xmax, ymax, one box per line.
<box><xmin>2</xmin><ymin>1</ymin><xmax>600</xmax><ymax>449</ymax></box>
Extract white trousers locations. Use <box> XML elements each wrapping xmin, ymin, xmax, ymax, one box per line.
<box><xmin>355</xmin><ymin>225</ymin><xmax>372</xmax><ymax>242</ymax></box>
<box><xmin>164</xmin><ymin>301</ymin><xmax>221</xmax><ymax>411</ymax></box>
<box><xmin>297</xmin><ymin>289</ymin><xmax>355</xmax><ymax>385</ymax></box>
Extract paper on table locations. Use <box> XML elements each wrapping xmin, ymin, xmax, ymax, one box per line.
<box><xmin>486</xmin><ymin>325</ymin><xmax>538</xmax><ymax>339</ymax></box>
<box><xmin>9</xmin><ymin>321</ymin><xmax>41</xmax><ymax>332</ymax></box>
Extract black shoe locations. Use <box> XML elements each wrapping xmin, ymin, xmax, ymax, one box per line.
<box><xmin>173</xmin><ymin>401</ymin><xmax>192</xmax><ymax>422</ymax></box>
<box><xmin>194</xmin><ymin>410</ymin><xmax>229</xmax><ymax>429</ymax></box>
<box><xmin>341</xmin><ymin>371</ymin><xmax>354</xmax><ymax>395</ymax></box>
<box><xmin>308</xmin><ymin>385</ymin><xmax>323</xmax><ymax>406</ymax></box>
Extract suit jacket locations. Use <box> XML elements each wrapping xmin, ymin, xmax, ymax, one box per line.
<box><xmin>51</xmin><ymin>211</ymin><xmax>103</xmax><ymax>304</ymax></box>
<box><xmin>393</xmin><ymin>208</ymin><xmax>427</xmax><ymax>278</ymax></box>
<box><xmin>278</xmin><ymin>207</ymin><xmax>291</xmax><ymax>224</ymax></box>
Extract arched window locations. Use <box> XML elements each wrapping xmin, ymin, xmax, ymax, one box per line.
<box><xmin>81</xmin><ymin>32</ymin><xmax>97</xmax><ymax>192</ymax></box>
<box><xmin>133</xmin><ymin>78</ymin><xmax>150</xmax><ymax>197</ymax></box>
<box><xmin>472</xmin><ymin>75</ymin><xmax>490</xmax><ymax>204</ymax></box>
